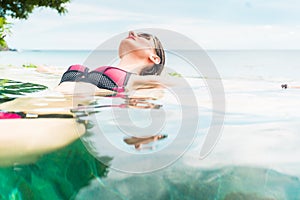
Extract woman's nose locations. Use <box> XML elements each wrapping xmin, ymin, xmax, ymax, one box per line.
<box><xmin>129</xmin><ymin>31</ymin><xmax>137</xmax><ymax>37</ymax></box>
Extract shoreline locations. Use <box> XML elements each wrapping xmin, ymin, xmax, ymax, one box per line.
<box><xmin>0</xmin><ymin>47</ymin><xmax>18</xmax><ymax>52</ymax></box>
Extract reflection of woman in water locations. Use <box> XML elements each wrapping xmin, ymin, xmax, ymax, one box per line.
<box><xmin>124</xmin><ymin>134</ymin><xmax>167</xmax><ymax>150</ymax></box>
<box><xmin>0</xmin><ymin>31</ymin><xmax>168</xmax><ymax>165</ymax></box>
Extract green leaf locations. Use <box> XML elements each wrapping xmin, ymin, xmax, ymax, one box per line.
<box><xmin>168</xmin><ymin>72</ymin><xmax>182</xmax><ymax>77</ymax></box>
<box><xmin>22</xmin><ymin>63</ymin><xmax>38</xmax><ymax>69</ymax></box>
<box><xmin>0</xmin><ymin>79</ymin><xmax>48</xmax><ymax>103</ymax></box>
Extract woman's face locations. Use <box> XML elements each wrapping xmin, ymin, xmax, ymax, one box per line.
<box><xmin>119</xmin><ymin>31</ymin><xmax>157</xmax><ymax>59</ymax></box>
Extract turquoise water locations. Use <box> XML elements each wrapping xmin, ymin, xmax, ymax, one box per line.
<box><xmin>0</xmin><ymin>140</ymin><xmax>111</xmax><ymax>199</ymax></box>
<box><xmin>1</xmin><ymin>50</ymin><xmax>300</xmax><ymax>199</ymax></box>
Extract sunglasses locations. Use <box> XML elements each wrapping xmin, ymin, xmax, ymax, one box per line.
<box><xmin>137</xmin><ymin>33</ymin><xmax>157</xmax><ymax>48</ymax></box>
<box><xmin>137</xmin><ymin>32</ymin><xmax>153</xmax><ymax>40</ymax></box>
<box><xmin>137</xmin><ymin>32</ymin><xmax>161</xmax><ymax>61</ymax></box>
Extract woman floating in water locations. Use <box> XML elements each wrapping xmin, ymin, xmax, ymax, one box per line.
<box><xmin>0</xmin><ymin>31</ymin><xmax>171</xmax><ymax>165</ymax></box>
<box><xmin>38</xmin><ymin>31</ymin><xmax>169</xmax><ymax>95</ymax></box>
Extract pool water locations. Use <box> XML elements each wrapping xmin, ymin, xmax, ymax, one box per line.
<box><xmin>1</xmin><ymin>50</ymin><xmax>300</xmax><ymax>199</ymax></box>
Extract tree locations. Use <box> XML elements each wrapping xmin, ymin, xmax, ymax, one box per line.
<box><xmin>0</xmin><ymin>17</ymin><xmax>11</xmax><ymax>49</ymax></box>
<box><xmin>0</xmin><ymin>0</ymin><xmax>71</xmax><ymax>49</ymax></box>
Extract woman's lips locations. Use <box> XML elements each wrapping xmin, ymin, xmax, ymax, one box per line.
<box><xmin>127</xmin><ymin>35</ymin><xmax>135</xmax><ymax>40</ymax></box>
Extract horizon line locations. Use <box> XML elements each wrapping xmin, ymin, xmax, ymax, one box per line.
<box><xmin>6</xmin><ymin>48</ymin><xmax>300</xmax><ymax>52</ymax></box>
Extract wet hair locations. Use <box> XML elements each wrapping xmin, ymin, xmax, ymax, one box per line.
<box><xmin>137</xmin><ymin>33</ymin><xmax>165</xmax><ymax>76</ymax></box>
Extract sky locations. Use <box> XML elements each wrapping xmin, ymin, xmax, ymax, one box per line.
<box><xmin>5</xmin><ymin>0</ymin><xmax>300</xmax><ymax>50</ymax></box>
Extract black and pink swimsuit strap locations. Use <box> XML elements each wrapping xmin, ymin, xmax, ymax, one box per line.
<box><xmin>68</xmin><ymin>64</ymin><xmax>89</xmax><ymax>73</ymax></box>
<box><xmin>91</xmin><ymin>66</ymin><xmax>131</xmax><ymax>92</ymax></box>
<box><xmin>59</xmin><ymin>64</ymin><xmax>89</xmax><ymax>84</ymax></box>
<box><xmin>59</xmin><ymin>65</ymin><xmax>131</xmax><ymax>93</ymax></box>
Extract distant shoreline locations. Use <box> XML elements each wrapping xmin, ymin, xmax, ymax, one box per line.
<box><xmin>0</xmin><ymin>47</ymin><xmax>17</xmax><ymax>52</ymax></box>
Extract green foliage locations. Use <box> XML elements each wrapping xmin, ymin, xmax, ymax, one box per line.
<box><xmin>0</xmin><ymin>0</ymin><xmax>70</xmax><ymax>19</ymax></box>
<box><xmin>0</xmin><ymin>17</ymin><xmax>11</xmax><ymax>49</ymax></box>
<box><xmin>0</xmin><ymin>79</ymin><xmax>48</xmax><ymax>103</ymax></box>
<box><xmin>168</xmin><ymin>72</ymin><xmax>182</xmax><ymax>77</ymax></box>
<box><xmin>22</xmin><ymin>63</ymin><xmax>38</xmax><ymax>69</ymax></box>
<box><xmin>0</xmin><ymin>0</ymin><xmax>71</xmax><ymax>49</ymax></box>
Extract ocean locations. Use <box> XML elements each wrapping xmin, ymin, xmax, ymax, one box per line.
<box><xmin>1</xmin><ymin>49</ymin><xmax>300</xmax><ymax>81</ymax></box>
<box><xmin>0</xmin><ymin>49</ymin><xmax>300</xmax><ymax>199</ymax></box>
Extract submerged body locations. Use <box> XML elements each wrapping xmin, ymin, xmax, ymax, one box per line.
<box><xmin>0</xmin><ymin>118</ymin><xmax>85</xmax><ymax>166</ymax></box>
<box><xmin>0</xmin><ymin>31</ymin><xmax>171</xmax><ymax>166</ymax></box>
<box><xmin>0</xmin><ymin>96</ymin><xmax>86</xmax><ymax>166</ymax></box>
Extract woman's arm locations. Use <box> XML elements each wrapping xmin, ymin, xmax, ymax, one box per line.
<box><xmin>126</xmin><ymin>74</ymin><xmax>181</xmax><ymax>91</ymax></box>
<box><xmin>36</xmin><ymin>65</ymin><xmax>65</xmax><ymax>75</ymax></box>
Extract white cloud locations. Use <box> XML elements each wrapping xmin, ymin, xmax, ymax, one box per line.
<box><xmin>66</xmin><ymin>3</ymin><xmax>145</xmax><ymax>22</ymax></box>
<box><xmin>5</xmin><ymin>0</ymin><xmax>300</xmax><ymax>50</ymax></box>
<box><xmin>127</xmin><ymin>20</ymin><xmax>300</xmax><ymax>49</ymax></box>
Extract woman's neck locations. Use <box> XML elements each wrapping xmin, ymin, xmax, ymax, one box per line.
<box><xmin>116</xmin><ymin>54</ymin><xmax>151</xmax><ymax>74</ymax></box>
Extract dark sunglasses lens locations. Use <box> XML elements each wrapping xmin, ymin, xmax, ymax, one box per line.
<box><xmin>138</xmin><ymin>33</ymin><xmax>152</xmax><ymax>40</ymax></box>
